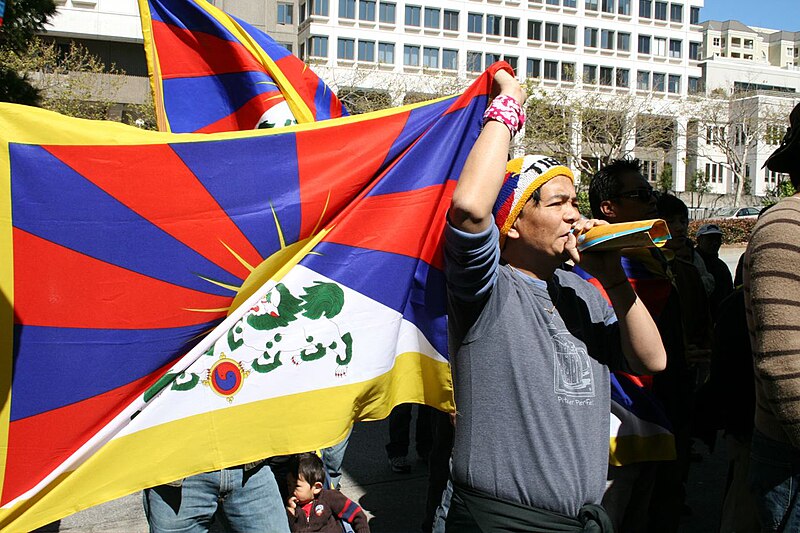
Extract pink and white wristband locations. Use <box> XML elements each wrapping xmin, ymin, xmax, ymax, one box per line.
<box><xmin>483</xmin><ymin>94</ymin><xmax>526</xmax><ymax>138</ymax></box>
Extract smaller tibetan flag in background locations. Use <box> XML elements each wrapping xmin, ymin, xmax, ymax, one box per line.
<box><xmin>138</xmin><ymin>0</ymin><xmax>348</xmax><ymax>133</ymax></box>
<box><xmin>0</xmin><ymin>0</ymin><xmax>6</xmax><ymax>26</ymax></box>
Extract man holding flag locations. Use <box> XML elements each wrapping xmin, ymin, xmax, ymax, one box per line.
<box><xmin>443</xmin><ymin>70</ymin><xmax>666</xmax><ymax>530</ymax></box>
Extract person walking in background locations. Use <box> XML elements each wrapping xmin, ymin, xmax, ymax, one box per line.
<box><xmin>385</xmin><ymin>404</ymin><xmax>433</xmax><ymax>474</ymax></box>
<box><xmin>745</xmin><ymin>102</ymin><xmax>800</xmax><ymax>532</ymax></box>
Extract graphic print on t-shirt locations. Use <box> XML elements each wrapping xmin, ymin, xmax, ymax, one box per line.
<box><xmin>547</xmin><ymin>317</ymin><xmax>595</xmax><ymax>401</ymax></box>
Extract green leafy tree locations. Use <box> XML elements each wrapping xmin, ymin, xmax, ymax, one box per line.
<box><xmin>0</xmin><ymin>0</ymin><xmax>57</xmax><ymax>105</ymax></box>
<box><xmin>0</xmin><ymin>37</ymin><xmax>142</xmax><ymax>121</ymax></box>
<box><xmin>656</xmin><ymin>162</ymin><xmax>673</xmax><ymax>193</ymax></box>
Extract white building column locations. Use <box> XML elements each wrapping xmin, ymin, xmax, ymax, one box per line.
<box><xmin>674</xmin><ymin>117</ymin><xmax>688</xmax><ymax>192</ymax></box>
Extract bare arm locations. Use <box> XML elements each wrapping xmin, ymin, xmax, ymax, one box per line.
<box><xmin>448</xmin><ymin>69</ymin><xmax>524</xmax><ymax>234</ymax></box>
<box><xmin>566</xmin><ymin>219</ymin><xmax>667</xmax><ymax>374</ymax></box>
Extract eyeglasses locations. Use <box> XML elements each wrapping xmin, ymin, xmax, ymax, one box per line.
<box><xmin>613</xmin><ymin>189</ymin><xmax>659</xmax><ymax>202</ymax></box>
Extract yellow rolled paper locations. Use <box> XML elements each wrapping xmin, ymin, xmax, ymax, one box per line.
<box><xmin>576</xmin><ymin>219</ymin><xmax>671</xmax><ymax>252</ymax></box>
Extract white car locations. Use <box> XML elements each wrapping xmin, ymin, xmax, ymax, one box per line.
<box><xmin>712</xmin><ymin>206</ymin><xmax>763</xmax><ymax>219</ymax></box>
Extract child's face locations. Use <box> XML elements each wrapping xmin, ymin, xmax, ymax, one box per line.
<box><xmin>290</xmin><ymin>474</ymin><xmax>319</xmax><ymax>505</ymax></box>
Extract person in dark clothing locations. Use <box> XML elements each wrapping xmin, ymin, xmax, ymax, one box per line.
<box><xmin>385</xmin><ymin>404</ymin><xmax>434</xmax><ymax>473</ymax></box>
<box><xmin>694</xmin><ymin>223</ymin><xmax>734</xmax><ymax>320</ymax></box>
<box><xmin>708</xmin><ymin>288</ymin><xmax>759</xmax><ymax>532</ymax></box>
<box><xmin>286</xmin><ymin>453</ymin><xmax>370</xmax><ymax>533</ymax></box>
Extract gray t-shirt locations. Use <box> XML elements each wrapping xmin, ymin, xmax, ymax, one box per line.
<box><xmin>444</xmin><ymin>222</ymin><xmax>625</xmax><ymax>517</ymax></box>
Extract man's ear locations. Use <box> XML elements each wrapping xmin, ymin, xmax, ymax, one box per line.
<box><xmin>599</xmin><ymin>199</ymin><xmax>616</xmax><ymax>220</ymax></box>
<box><xmin>506</xmin><ymin>225</ymin><xmax>520</xmax><ymax>240</ymax></box>
<box><xmin>312</xmin><ymin>481</ymin><xmax>324</xmax><ymax>495</ymax></box>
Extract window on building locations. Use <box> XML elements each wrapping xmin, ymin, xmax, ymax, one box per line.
<box><xmin>599</xmin><ymin>66</ymin><xmax>613</xmax><ymax>85</ymax></box>
<box><xmin>423</xmin><ymin>46</ymin><xmax>439</xmax><ymax>68</ymax></box>
<box><xmin>688</xmin><ymin>76</ymin><xmax>702</xmax><ymax>94</ymax></box>
<box><xmin>487</xmin><ymin>15</ymin><xmax>502</xmax><ymax>36</ymax></box>
<box><xmin>669</xmin><ymin>3</ymin><xmax>682</xmax><ymax>22</ymax></box>
<box><xmin>338</xmin><ymin>38</ymin><xmax>355</xmax><ymax>60</ymax></box>
<box><xmin>601</xmin><ymin>0</ymin><xmax>615</xmax><ymax>13</ymax></box>
<box><xmin>616</xmin><ymin>68</ymin><xmax>630</xmax><ymax>87</ymax></box>
<box><xmin>654</xmin><ymin>1</ymin><xmax>667</xmax><ymax>20</ymax></box>
<box><xmin>690</xmin><ymin>6</ymin><xmax>700</xmax><ymax>24</ymax></box>
<box><xmin>378</xmin><ymin>42</ymin><xmax>395</xmax><ymax>63</ymax></box>
<box><xmin>601</xmin><ymin>29</ymin><xmax>615</xmax><ymax>49</ymax></box>
<box><xmin>641</xmin><ymin>160</ymin><xmax>658</xmax><ymax>181</ymax></box>
<box><xmin>639</xmin><ymin>0</ymin><xmax>651</xmax><ymax>17</ymax></box>
<box><xmin>545</xmin><ymin>22</ymin><xmax>559</xmax><ymax>42</ymax></box>
<box><xmin>505</xmin><ymin>18</ymin><xmax>520</xmax><ymax>38</ymax></box>
<box><xmin>404</xmin><ymin>44</ymin><xmax>420</xmax><ymax>65</ymax></box>
<box><xmin>652</xmin><ymin>72</ymin><xmax>665</xmax><ymax>91</ymax></box>
<box><xmin>277</xmin><ymin>2</ymin><xmax>293</xmax><ymax>24</ymax></box>
<box><xmin>405</xmin><ymin>5</ymin><xmax>420</xmax><ymax>26</ymax></box>
<box><xmin>689</xmin><ymin>41</ymin><xmax>700</xmax><ymax>60</ymax></box>
<box><xmin>654</xmin><ymin>37</ymin><xmax>667</xmax><ymax>56</ymax></box>
<box><xmin>584</xmin><ymin>64</ymin><xmax>598</xmax><ymax>83</ymax></box>
<box><xmin>562</xmin><ymin>25</ymin><xmax>576</xmax><ymax>45</ymax></box>
<box><xmin>485</xmin><ymin>52</ymin><xmax>502</xmax><ymax>67</ymax></box>
<box><xmin>310</xmin><ymin>36</ymin><xmax>328</xmax><ymax>57</ymax></box>
<box><xmin>467</xmin><ymin>51</ymin><xmax>483</xmax><ymax>72</ymax></box>
<box><xmin>544</xmin><ymin>60</ymin><xmax>559</xmax><ymax>80</ymax></box>
<box><xmin>309</xmin><ymin>0</ymin><xmax>328</xmax><ymax>16</ymax></box>
<box><xmin>299</xmin><ymin>42</ymin><xmax>306</xmax><ymax>60</ymax></box>
<box><xmin>638</xmin><ymin>35</ymin><xmax>651</xmax><ymax>54</ymax></box>
<box><xmin>504</xmin><ymin>55</ymin><xmax>519</xmax><ymax>71</ymax></box>
<box><xmin>358</xmin><ymin>40</ymin><xmax>375</xmax><ymax>61</ymax></box>
<box><xmin>705</xmin><ymin>126</ymin><xmax>725</xmax><ymax>144</ymax></box>
<box><xmin>340</xmin><ymin>0</ymin><xmax>356</xmax><ymax>18</ymax></box>
<box><xmin>637</xmin><ymin>70</ymin><xmax>650</xmax><ymax>89</ymax></box>
<box><xmin>585</xmin><ymin>27</ymin><xmax>598</xmax><ymax>47</ymax></box>
<box><xmin>546</xmin><ymin>0</ymin><xmax>559</xmax><ymax>4</ymax></box>
<box><xmin>766</xmin><ymin>124</ymin><xmax>786</xmax><ymax>145</ymax></box>
<box><xmin>468</xmin><ymin>13</ymin><xmax>483</xmax><ymax>33</ymax></box>
<box><xmin>744</xmin><ymin>39</ymin><xmax>754</xmax><ymax>49</ymax></box>
<box><xmin>668</xmin><ymin>74</ymin><xmax>680</xmax><ymax>93</ymax></box>
<box><xmin>279</xmin><ymin>42</ymin><xmax>293</xmax><ymax>53</ymax></box>
<box><xmin>359</xmin><ymin>0</ymin><xmax>375</xmax><ymax>20</ymax></box>
<box><xmin>563</xmin><ymin>0</ymin><xmax>577</xmax><ymax>7</ymax></box>
<box><xmin>424</xmin><ymin>7</ymin><xmax>440</xmax><ymax>28</ymax></box>
<box><xmin>443</xmin><ymin>9</ymin><xmax>458</xmax><ymax>31</ymax></box>
<box><xmin>731</xmin><ymin>37</ymin><xmax>741</xmax><ymax>47</ymax></box>
<box><xmin>527</xmin><ymin>58</ymin><xmax>541</xmax><ymax>78</ymax></box>
<box><xmin>528</xmin><ymin>20</ymin><xmax>542</xmax><ymax>40</ymax></box>
<box><xmin>618</xmin><ymin>0</ymin><xmax>630</xmax><ymax>15</ymax></box>
<box><xmin>378</xmin><ymin>1</ymin><xmax>395</xmax><ymax>22</ymax></box>
<box><xmin>669</xmin><ymin>39</ymin><xmax>682</xmax><ymax>58</ymax></box>
<box><xmin>712</xmin><ymin>37</ymin><xmax>720</xmax><ymax>47</ymax></box>
<box><xmin>562</xmin><ymin>62</ymin><xmax>575</xmax><ymax>81</ymax></box>
<box><xmin>585</xmin><ymin>0</ymin><xmax>598</xmax><ymax>10</ymax></box>
<box><xmin>299</xmin><ymin>2</ymin><xmax>307</xmax><ymax>22</ymax></box>
<box><xmin>617</xmin><ymin>32</ymin><xmax>630</xmax><ymax>51</ymax></box>
<box><xmin>442</xmin><ymin>48</ymin><xmax>458</xmax><ymax>69</ymax></box>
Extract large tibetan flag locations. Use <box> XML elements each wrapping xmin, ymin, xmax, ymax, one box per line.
<box><xmin>0</xmin><ymin>62</ymin><xmax>508</xmax><ymax>532</ymax></box>
<box><xmin>138</xmin><ymin>0</ymin><xmax>347</xmax><ymax>133</ymax></box>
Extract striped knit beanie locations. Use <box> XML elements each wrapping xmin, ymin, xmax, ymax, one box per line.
<box><xmin>492</xmin><ymin>155</ymin><xmax>575</xmax><ymax>246</ymax></box>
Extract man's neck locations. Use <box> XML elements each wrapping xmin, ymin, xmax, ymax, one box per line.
<box><xmin>506</xmin><ymin>261</ymin><xmax>557</xmax><ymax>281</ymax></box>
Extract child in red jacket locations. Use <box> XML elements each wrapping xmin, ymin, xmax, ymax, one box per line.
<box><xmin>286</xmin><ymin>453</ymin><xmax>370</xmax><ymax>533</ymax></box>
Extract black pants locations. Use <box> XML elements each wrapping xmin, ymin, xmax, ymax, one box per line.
<box><xmin>385</xmin><ymin>403</ymin><xmax>434</xmax><ymax>459</ymax></box>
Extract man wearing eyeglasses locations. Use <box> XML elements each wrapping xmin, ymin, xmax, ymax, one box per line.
<box><xmin>583</xmin><ymin>159</ymin><xmax>692</xmax><ymax>533</ymax></box>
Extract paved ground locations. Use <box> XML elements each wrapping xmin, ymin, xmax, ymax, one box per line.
<box><xmin>44</xmin><ymin>248</ymin><xmax>747</xmax><ymax>532</ymax></box>
<box><xmin>48</xmin><ymin>415</ymin><xmax>732</xmax><ymax>532</ymax></box>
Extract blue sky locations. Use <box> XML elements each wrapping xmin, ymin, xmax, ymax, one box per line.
<box><xmin>701</xmin><ymin>0</ymin><xmax>800</xmax><ymax>31</ymax></box>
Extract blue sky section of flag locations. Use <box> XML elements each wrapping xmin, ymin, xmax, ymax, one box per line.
<box><xmin>138</xmin><ymin>0</ymin><xmax>347</xmax><ymax>133</ymax></box>
<box><xmin>0</xmin><ymin>63</ymin><xmax>508</xmax><ymax>532</ymax></box>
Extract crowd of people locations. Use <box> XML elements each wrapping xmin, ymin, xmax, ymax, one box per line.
<box><xmin>136</xmin><ymin>71</ymin><xmax>799</xmax><ymax>533</ymax></box>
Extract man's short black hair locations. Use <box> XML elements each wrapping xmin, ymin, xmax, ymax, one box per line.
<box><xmin>588</xmin><ymin>158</ymin><xmax>643</xmax><ymax>219</ymax></box>
<box><xmin>290</xmin><ymin>452</ymin><xmax>326</xmax><ymax>486</ymax></box>
<box><xmin>656</xmin><ymin>193</ymin><xmax>688</xmax><ymax>219</ymax></box>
